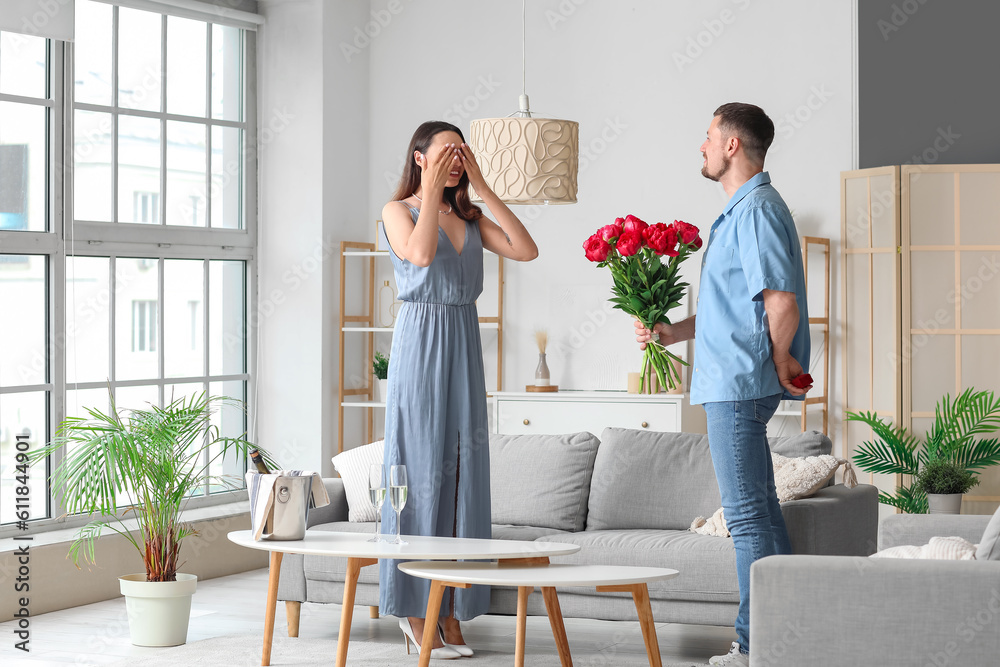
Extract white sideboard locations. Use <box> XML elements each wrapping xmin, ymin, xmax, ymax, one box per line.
<box><xmin>490</xmin><ymin>391</ymin><xmax>683</xmax><ymax>436</ymax></box>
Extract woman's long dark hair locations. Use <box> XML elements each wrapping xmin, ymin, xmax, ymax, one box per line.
<box><xmin>390</xmin><ymin>121</ymin><xmax>483</xmax><ymax>222</ymax></box>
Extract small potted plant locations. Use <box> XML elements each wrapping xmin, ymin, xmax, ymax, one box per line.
<box><xmin>915</xmin><ymin>458</ymin><xmax>979</xmax><ymax>514</ymax></box>
<box><xmin>27</xmin><ymin>391</ymin><xmax>272</xmax><ymax>647</ymax></box>
<box><xmin>373</xmin><ymin>350</ymin><xmax>390</xmax><ymax>403</ymax></box>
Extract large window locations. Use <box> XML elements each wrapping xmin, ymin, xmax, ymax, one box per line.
<box><xmin>0</xmin><ymin>0</ymin><xmax>257</xmax><ymax>534</ymax></box>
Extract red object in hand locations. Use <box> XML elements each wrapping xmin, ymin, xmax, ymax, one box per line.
<box><xmin>791</xmin><ymin>373</ymin><xmax>813</xmax><ymax>389</ymax></box>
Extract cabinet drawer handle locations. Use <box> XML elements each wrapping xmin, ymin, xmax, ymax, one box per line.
<box><xmin>523</xmin><ymin>419</ymin><xmax>530</xmax><ymax>426</ymax></box>
<box><xmin>641</xmin><ymin>421</ymin><xmax>649</xmax><ymax>428</ymax></box>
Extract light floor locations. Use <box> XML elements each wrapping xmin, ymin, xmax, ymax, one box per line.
<box><xmin>0</xmin><ymin>568</ymin><xmax>737</xmax><ymax>666</ymax></box>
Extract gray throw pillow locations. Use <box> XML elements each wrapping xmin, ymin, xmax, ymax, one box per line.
<box><xmin>489</xmin><ymin>432</ymin><xmax>600</xmax><ymax>532</ymax></box>
<box><xmin>975</xmin><ymin>506</ymin><xmax>1000</xmax><ymax>561</ymax></box>
<box><xmin>768</xmin><ymin>430</ymin><xmax>833</xmax><ymax>458</ymax></box>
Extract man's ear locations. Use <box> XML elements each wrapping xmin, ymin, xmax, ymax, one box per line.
<box><xmin>726</xmin><ymin>135</ymin><xmax>740</xmax><ymax>157</ymax></box>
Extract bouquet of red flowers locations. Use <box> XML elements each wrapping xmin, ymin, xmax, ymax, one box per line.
<box><xmin>583</xmin><ymin>215</ymin><xmax>702</xmax><ymax>391</ymax></box>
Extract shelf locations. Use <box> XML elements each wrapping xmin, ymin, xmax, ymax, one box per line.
<box><xmin>342</xmin><ymin>322</ymin><xmax>499</xmax><ymax>332</ymax></box>
<box><xmin>343</xmin><ymin>250</ymin><xmax>390</xmax><ymax>257</ymax></box>
<box><xmin>342</xmin><ymin>401</ymin><xmax>386</xmax><ymax>408</ymax></box>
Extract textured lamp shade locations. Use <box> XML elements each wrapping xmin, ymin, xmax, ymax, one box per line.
<box><xmin>469</xmin><ymin>117</ymin><xmax>579</xmax><ymax>205</ymax></box>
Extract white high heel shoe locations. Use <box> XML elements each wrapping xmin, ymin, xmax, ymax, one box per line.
<box><xmin>439</xmin><ymin>622</ymin><xmax>474</xmax><ymax>657</ymax></box>
<box><xmin>399</xmin><ymin>618</ymin><xmax>460</xmax><ymax>660</ymax></box>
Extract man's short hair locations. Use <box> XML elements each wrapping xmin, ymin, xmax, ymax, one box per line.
<box><xmin>713</xmin><ymin>102</ymin><xmax>774</xmax><ymax>165</ymax></box>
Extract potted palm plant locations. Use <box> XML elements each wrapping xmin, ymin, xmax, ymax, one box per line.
<box><xmin>848</xmin><ymin>388</ymin><xmax>1000</xmax><ymax>514</ymax></box>
<box><xmin>373</xmin><ymin>350</ymin><xmax>390</xmax><ymax>402</ymax></box>
<box><xmin>27</xmin><ymin>391</ymin><xmax>273</xmax><ymax>647</ymax></box>
<box><xmin>915</xmin><ymin>458</ymin><xmax>980</xmax><ymax>514</ymax></box>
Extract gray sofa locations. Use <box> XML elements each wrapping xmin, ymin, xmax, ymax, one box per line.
<box><xmin>750</xmin><ymin>513</ymin><xmax>1000</xmax><ymax>667</ymax></box>
<box><xmin>278</xmin><ymin>428</ymin><xmax>877</xmax><ymax>630</ymax></box>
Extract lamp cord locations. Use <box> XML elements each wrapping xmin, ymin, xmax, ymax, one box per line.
<box><xmin>521</xmin><ymin>0</ymin><xmax>526</xmax><ymax>101</ymax></box>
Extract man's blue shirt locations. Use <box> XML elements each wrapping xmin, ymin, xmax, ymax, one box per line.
<box><xmin>689</xmin><ymin>172</ymin><xmax>810</xmax><ymax>405</ymax></box>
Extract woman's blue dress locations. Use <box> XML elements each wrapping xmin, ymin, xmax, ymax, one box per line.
<box><xmin>378</xmin><ymin>203</ymin><xmax>491</xmax><ymax>620</ymax></box>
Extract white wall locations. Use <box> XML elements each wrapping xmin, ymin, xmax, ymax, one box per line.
<box><xmin>365</xmin><ymin>0</ymin><xmax>855</xmax><ymax>449</ymax></box>
<box><xmin>257</xmin><ymin>0</ymin><xmax>856</xmax><ymax>460</ymax></box>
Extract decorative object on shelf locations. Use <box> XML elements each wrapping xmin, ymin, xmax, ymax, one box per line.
<box><xmin>584</xmin><ymin>215</ymin><xmax>702</xmax><ymax>392</ymax></box>
<box><xmin>378</xmin><ymin>280</ymin><xmax>399</xmax><ymax>328</ymax></box>
<box><xmin>372</xmin><ymin>351</ymin><xmax>390</xmax><ymax>403</ymax></box>
<box><xmin>917</xmin><ymin>458</ymin><xmax>980</xmax><ymax>514</ymax></box>
<box><xmin>526</xmin><ymin>329</ymin><xmax>557</xmax><ymax>392</ymax></box>
<box><xmin>469</xmin><ymin>0</ymin><xmax>578</xmax><ymax>205</ymax></box>
<box><xmin>848</xmin><ymin>388</ymin><xmax>1000</xmax><ymax>514</ymax></box>
<box><xmin>26</xmin><ymin>390</ymin><xmax>271</xmax><ymax>647</ymax></box>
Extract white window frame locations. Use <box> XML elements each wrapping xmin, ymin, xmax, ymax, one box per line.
<box><xmin>0</xmin><ymin>9</ymin><xmax>259</xmax><ymax>539</ymax></box>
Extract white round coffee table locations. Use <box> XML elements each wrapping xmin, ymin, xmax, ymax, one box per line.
<box><xmin>398</xmin><ymin>561</ymin><xmax>679</xmax><ymax>667</ymax></box>
<box><xmin>227</xmin><ymin>530</ymin><xmax>580</xmax><ymax>667</ymax></box>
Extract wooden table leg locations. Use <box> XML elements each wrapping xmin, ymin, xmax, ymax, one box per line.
<box><xmin>369</xmin><ymin>605</ymin><xmax>380</xmax><ymax>619</ymax></box>
<box><xmin>630</xmin><ymin>584</ymin><xmax>661</xmax><ymax>667</ymax></box>
<box><xmin>336</xmin><ymin>557</ymin><xmax>378</xmax><ymax>667</ymax></box>
<box><xmin>541</xmin><ymin>587</ymin><xmax>573</xmax><ymax>667</ymax></box>
<box><xmin>285</xmin><ymin>601</ymin><xmax>300</xmax><ymax>637</ymax></box>
<box><xmin>515</xmin><ymin>586</ymin><xmax>532</xmax><ymax>667</ymax></box>
<box><xmin>262</xmin><ymin>551</ymin><xmax>283</xmax><ymax>666</ymax></box>
<box><xmin>417</xmin><ymin>579</ymin><xmax>471</xmax><ymax>667</ymax></box>
<box><xmin>596</xmin><ymin>583</ymin><xmax>661</xmax><ymax>667</ymax></box>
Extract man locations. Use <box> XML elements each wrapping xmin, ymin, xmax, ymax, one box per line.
<box><xmin>635</xmin><ymin>102</ymin><xmax>810</xmax><ymax>666</ymax></box>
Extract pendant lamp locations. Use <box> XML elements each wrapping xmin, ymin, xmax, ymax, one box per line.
<box><xmin>469</xmin><ymin>0</ymin><xmax>579</xmax><ymax>205</ymax></box>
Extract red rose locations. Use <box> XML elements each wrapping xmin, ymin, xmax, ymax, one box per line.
<box><xmin>642</xmin><ymin>223</ymin><xmax>675</xmax><ymax>256</ymax></box>
<box><xmin>616</xmin><ymin>230</ymin><xmax>643</xmax><ymax>256</ymax></box>
<box><xmin>673</xmin><ymin>220</ymin><xmax>701</xmax><ymax>246</ymax></box>
<box><xmin>598</xmin><ymin>222</ymin><xmax>623</xmax><ymax>243</ymax></box>
<box><xmin>583</xmin><ymin>233</ymin><xmax>611</xmax><ymax>262</ymax></box>
<box><xmin>692</xmin><ymin>235</ymin><xmax>704</xmax><ymax>250</ymax></box>
<box><xmin>790</xmin><ymin>373</ymin><xmax>813</xmax><ymax>389</ymax></box>
<box><xmin>622</xmin><ymin>214</ymin><xmax>648</xmax><ymax>236</ymax></box>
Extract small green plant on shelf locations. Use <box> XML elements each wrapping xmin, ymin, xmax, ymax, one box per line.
<box><xmin>373</xmin><ymin>351</ymin><xmax>390</xmax><ymax>380</ymax></box>
<box><xmin>848</xmin><ymin>387</ymin><xmax>1000</xmax><ymax>514</ymax></box>
<box><xmin>915</xmin><ymin>458</ymin><xmax>980</xmax><ymax>495</ymax></box>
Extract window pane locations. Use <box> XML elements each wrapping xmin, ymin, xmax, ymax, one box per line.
<box><xmin>165</xmin><ymin>259</ymin><xmax>204</xmax><ymax>378</ymax></box>
<box><xmin>167</xmin><ymin>16</ymin><xmax>207</xmax><ymax>117</ymax></box>
<box><xmin>0</xmin><ymin>102</ymin><xmax>47</xmax><ymax>232</ymax></box>
<box><xmin>0</xmin><ymin>32</ymin><xmax>46</xmax><ymax>99</ymax></box>
<box><xmin>115</xmin><ymin>258</ymin><xmax>159</xmax><ymax>380</ymax></box>
<box><xmin>0</xmin><ymin>255</ymin><xmax>46</xmax><ymax>386</ymax></box>
<box><xmin>209</xmin><ymin>260</ymin><xmax>245</xmax><ymax>375</ymax></box>
<box><xmin>210</xmin><ymin>126</ymin><xmax>241</xmax><ymax>228</ymax></box>
<box><xmin>0</xmin><ymin>391</ymin><xmax>48</xmax><ymax>525</ymax></box>
<box><xmin>118</xmin><ymin>115</ymin><xmax>161</xmax><ymax>224</ymax></box>
<box><xmin>209</xmin><ymin>380</ymin><xmax>246</xmax><ymax>492</ymax></box>
<box><xmin>73</xmin><ymin>110</ymin><xmax>113</xmax><ymax>222</ymax></box>
<box><xmin>211</xmin><ymin>24</ymin><xmax>241</xmax><ymax>121</ymax></box>
<box><xmin>118</xmin><ymin>7</ymin><xmax>162</xmax><ymax>112</ymax></box>
<box><xmin>67</xmin><ymin>256</ymin><xmax>110</xmax><ymax>384</ymax></box>
<box><xmin>166</xmin><ymin>121</ymin><xmax>206</xmax><ymax>226</ymax></box>
<box><xmin>115</xmin><ymin>383</ymin><xmax>159</xmax><ymax>411</ymax></box>
<box><xmin>67</xmin><ymin>387</ymin><xmax>109</xmax><ymax>420</ymax></box>
<box><xmin>75</xmin><ymin>0</ymin><xmax>113</xmax><ymax>106</ymax></box>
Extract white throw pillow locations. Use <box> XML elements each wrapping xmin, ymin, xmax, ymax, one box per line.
<box><xmin>871</xmin><ymin>536</ymin><xmax>978</xmax><ymax>560</ymax></box>
<box><xmin>331</xmin><ymin>440</ymin><xmax>384</xmax><ymax>522</ymax></box>
<box><xmin>772</xmin><ymin>452</ymin><xmax>854</xmax><ymax>502</ymax></box>
<box><xmin>975</xmin><ymin>505</ymin><xmax>1000</xmax><ymax>561</ymax></box>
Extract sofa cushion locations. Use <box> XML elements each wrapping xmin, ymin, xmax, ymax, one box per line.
<box><xmin>490</xmin><ymin>432</ymin><xmax>600</xmax><ymax>532</ymax></box>
<box><xmin>491</xmin><ymin>524</ymin><xmax>572</xmax><ymax>542</ymax></box>
<box><xmin>976</xmin><ymin>505</ymin><xmax>1000</xmax><ymax>561</ymax></box>
<box><xmin>540</xmin><ymin>529</ymin><xmax>738</xmax><ymax>603</ymax></box>
<box><xmin>303</xmin><ymin>522</ymin><xmax>382</xmax><ymax>585</ymax></box>
<box><xmin>587</xmin><ymin>428</ymin><xmax>835</xmax><ymax>531</ymax></box>
<box><xmin>330</xmin><ymin>441</ymin><xmax>384</xmax><ymax>522</ymax></box>
<box><xmin>588</xmin><ymin>429</ymin><xmax>721</xmax><ymax>531</ymax></box>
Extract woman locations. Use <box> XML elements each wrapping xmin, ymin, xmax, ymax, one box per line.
<box><xmin>379</xmin><ymin>120</ymin><xmax>538</xmax><ymax>659</ymax></box>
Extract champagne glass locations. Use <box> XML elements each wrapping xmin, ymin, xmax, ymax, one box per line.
<box><xmin>367</xmin><ymin>464</ymin><xmax>386</xmax><ymax>542</ymax></box>
<box><xmin>389</xmin><ymin>465</ymin><xmax>408</xmax><ymax>545</ymax></box>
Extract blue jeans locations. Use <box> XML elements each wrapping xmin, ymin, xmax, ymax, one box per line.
<box><xmin>704</xmin><ymin>394</ymin><xmax>790</xmax><ymax>655</ymax></box>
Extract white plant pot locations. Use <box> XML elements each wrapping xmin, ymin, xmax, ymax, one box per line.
<box><xmin>927</xmin><ymin>493</ymin><xmax>964</xmax><ymax>515</ymax></box>
<box><xmin>119</xmin><ymin>573</ymin><xmax>198</xmax><ymax>646</ymax></box>
<box><xmin>377</xmin><ymin>378</ymin><xmax>389</xmax><ymax>403</ymax></box>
